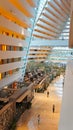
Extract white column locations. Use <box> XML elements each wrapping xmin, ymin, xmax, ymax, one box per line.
<box><xmin>58</xmin><ymin>60</ymin><xmax>73</xmax><ymax>130</ymax></box>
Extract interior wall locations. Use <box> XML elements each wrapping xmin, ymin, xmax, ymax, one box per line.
<box><xmin>58</xmin><ymin>60</ymin><xmax>73</xmax><ymax>130</ymax></box>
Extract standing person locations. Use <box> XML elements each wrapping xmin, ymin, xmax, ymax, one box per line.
<box><xmin>47</xmin><ymin>91</ymin><xmax>49</xmax><ymax>97</ymax></box>
<box><xmin>37</xmin><ymin>114</ymin><xmax>40</xmax><ymax>124</ymax></box>
<box><xmin>52</xmin><ymin>104</ymin><xmax>55</xmax><ymax>113</ymax></box>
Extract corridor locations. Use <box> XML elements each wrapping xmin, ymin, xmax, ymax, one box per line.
<box><xmin>16</xmin><ymin>75</ymin><xmax>63</xmax><ymax>130</ymax></box>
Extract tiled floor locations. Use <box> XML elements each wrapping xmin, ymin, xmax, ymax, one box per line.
<box><xmin>16</xmin><ymin>75</ymin><xmax>63</xmax><ymax>130</ymax></box>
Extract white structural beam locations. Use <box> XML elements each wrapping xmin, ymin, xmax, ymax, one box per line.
<box><xmin>0</xmin><ymin>34</ymin><xmax>28</xmax><ymax>47</ymax></box>
<box><xmin>0</xmin><ymin>61</ymin><xmax>24</xmax><ymax>73</ymax></box>
<box><xmin>0</xmin><ymin>51</ymin><xmax>26</xmax><ymax>59</ymax></box>
<box><xmin>30</xmin><ymin>39</ymin><xmax>68</xmax><ymax>47</ymax></box>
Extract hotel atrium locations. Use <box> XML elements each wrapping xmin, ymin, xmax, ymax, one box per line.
<box><xmin>0</xmin><ymin>0</ymin><xmax>73</xmax><ymax>130</ymax></box>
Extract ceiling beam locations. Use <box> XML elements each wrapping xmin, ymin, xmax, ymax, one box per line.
<box><xmin>36</xmin><ymin>24</ymin><xmax>60</xmax><ymax>33</ymax></box>
<box><xmin>33</xmin><ymin>34</ymin><xmax>52</xmax><ymax>39</ymax></box>
<box><xmin>54</xmin><ymin>0</ymin><xmax>69</xmax><ymax>15</ymax></box>
<box><xmin>61</xmin><ymin>0</ymin><xmax>70</xmax><ymax>12</ymax></box>
<box><xmin>30</xmin><ymin>39</ymin><xmax>68</xmax><ymax>47</ymax></box>
<box><xmin>45</xmin><ymin>7</ymin><xmax>66</xmax><ymax>22</ymax></box>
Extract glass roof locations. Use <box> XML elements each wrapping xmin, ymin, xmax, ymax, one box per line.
<box><xmin>29</xmin><ymin>0</ymin><xmax>71</xmax><ymax>63</ymax></box>
<box><xmin>35</xmin><ymin>0</ymin><xmax>48</xmax><ymax>22</ymax></box>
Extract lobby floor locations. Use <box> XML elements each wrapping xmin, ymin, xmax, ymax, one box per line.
<box><xmin>16</xmin><ymin>75</ymin><xmax>63</xmax><ymax>130</ymax></box>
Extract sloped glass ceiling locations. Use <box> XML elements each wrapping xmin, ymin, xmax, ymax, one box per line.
<box><xmin>33</xmin><ymin>0</ymin><xmax>71</xmax><ymax>40</ymax></box>
<box><xmin>29</xmin><ymin>0</ymin><xmax>72</xmax><ymax>63</ymax></box>
<box><xmin>35</xmin><ymin>0</ymin><xmax>48</xmax><ymax>22</ymax></box>
<box><xmin>59</xmin><ymin>18</ymin><xmax>70</xmax><ymax>40</ymax></box>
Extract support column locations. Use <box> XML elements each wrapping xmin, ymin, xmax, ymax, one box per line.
<box><xmin>69</xmin><ymin>0</ymin><xmax>73</xmax><ymax>48</ymax></box>
<box><xmin>58</xmin><ymin>60</ymin><xmax>73</xmax><ymax>130</ymax></box>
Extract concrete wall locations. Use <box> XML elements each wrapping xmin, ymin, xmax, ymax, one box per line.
<box><xmin>58</xmin><ymin>60</ymin><xmax>73</xmax><ymax>130</ymax></box>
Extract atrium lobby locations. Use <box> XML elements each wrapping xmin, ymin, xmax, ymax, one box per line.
<box><xmin>0</xmin><ymin>0</ymin><xmax>73</xmax><ymax>130</ymax></box>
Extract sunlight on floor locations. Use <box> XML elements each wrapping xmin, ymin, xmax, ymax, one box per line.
<box><xmin>16</xmin><ymin>75</ymin><xmax>63</xmax><ymax>130</ymax></box>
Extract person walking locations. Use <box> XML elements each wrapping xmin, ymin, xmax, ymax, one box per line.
<box><xmin>37</xmin><ymin>114</ymin><xmax>40</xmax><ymax>124</ymax></box>
<box><xmin>52</xmin><ymin>104</ymin><xmax>55</xmax><ymax>113</ymax></box>
<box><xmin>47</xmin><ymin>91</ymin><xmax>49</xmax><ymax>97</ymax></box>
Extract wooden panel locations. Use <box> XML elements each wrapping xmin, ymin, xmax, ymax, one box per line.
<box><xmin>69</xmin><ymin>12</ymin><xmax>73</xmax><ymax>48</ymax></box>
